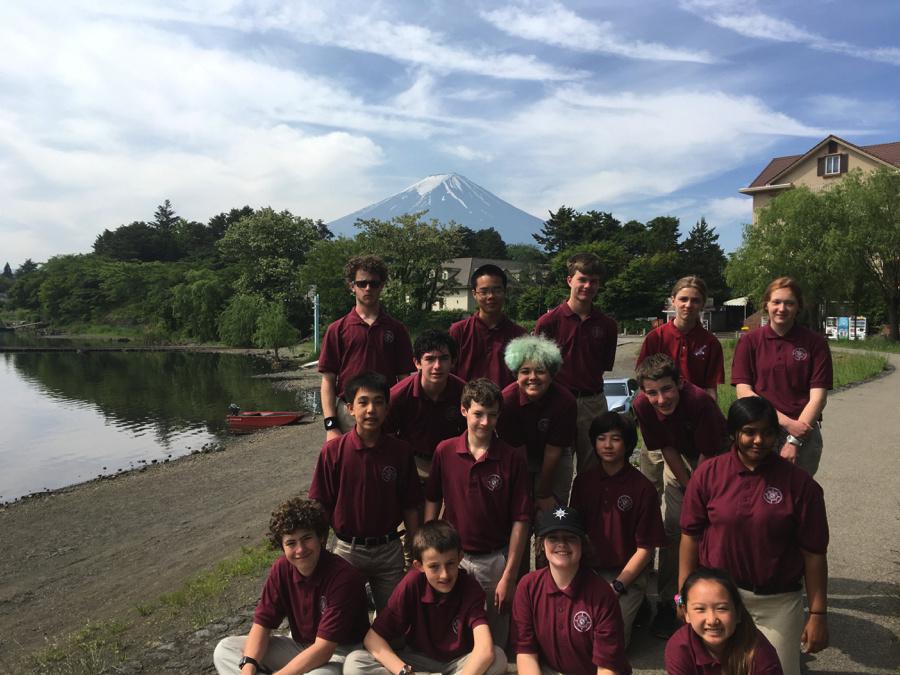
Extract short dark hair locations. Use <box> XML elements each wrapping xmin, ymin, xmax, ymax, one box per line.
<box><xmin>727</xmin><ymin>396</ymin><xmax>781</xmax><ymax>439</ymax></box>
<box><xmin>345</xmin><ymin>255</ymin><xmax>389</xmax><ymax>284</ymax></box>
<box><xmin>461</xmin><ymin>378</ymin><xmax>503</xmax><ymax>410</ymax></box>
<box><xmin>567</xmin><ymin>253</ymin><xmax>605</xmax><ymax>279</ymax></box>
<box><xmin>269</xmin><ymin>497</ymin><xmax>329</xmax><ymax>549</ymax></box>
<box><xmin>635</xmin><ymin>353</ymin><xmax>681</xmax><ymax>388</ymax></box>
<box><xmin>471</xmin><ymin>264</ymin><xmax>508</xmax><ymax>289</ymax></box>
<box><xmin>589</xmin><ymin>412</ymin><xmax>638</xmax><ymax>452</ymax></box>
<box><xmin>414</xmin><ymin>328</ymin><xmax>458</xmax><ymax>363</ymax></box>
<box><xmin>412</xmin><ymin>520</ymin><xmax>462</xmax><ymax>562</ymax></box>
<box><xmin>344</xmin><ymin>371</ymin><xmax>391</xmax><ymax>405</ymax></box>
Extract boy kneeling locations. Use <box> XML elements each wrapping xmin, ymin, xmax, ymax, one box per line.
<box><xmin>213</xmin><ymin>498</ymin><xmax>370</xmax><ymax>675</ymax></box>
<box><xmin>344</xmin><ymin>520</ymin><xmax>507</xmax><ymax>675</ymax></box>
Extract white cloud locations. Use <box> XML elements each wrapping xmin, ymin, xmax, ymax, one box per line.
<box><xmin>701</xmin><ymin>196</ymin><xmax>753</xmax><ymax>223</ymax></box>
<box><xmin>440</xmin><ymin>145</ymin><xmax>495</xmax><ymax>162</ymax></box>
<box><xmin>682</xmin><ymin>0</ymin><xmax>900</xmax><ymax>65</ymax></box>
<box><xmin>482</xmin><ymin>2</ymin><xmax>715</xmax><ymax>63</ymax></box>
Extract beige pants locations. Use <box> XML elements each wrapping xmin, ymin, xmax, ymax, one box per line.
<box><xmin>658</xmin><ymin>455</ymin><xmax>698</xmax><ymax>604</ymax></box>
<box><xmin>344</xmin><ymin>646</ymin><xmax>508</xmax><ymax>675</ymax></box>
<box><xmin>788</xmin><ymin>422</ymin><xmax>823</xmax><ymax>477</ymax></box>
<box><xmin>598</xmin><ymin>566</ymin><xmax>650</xmax><ymax>647</ymax></box>
<box><xmin>460</xmin><ymin>548</ymin><xmax>510</xmax><ymax>648</ymax></box>
<box><xmin>740</xmin><ymin>588</ymin><xmax>805</xmax><ymax>675</ymax></box>
<box><xmin>639</xmin><ymin>446</ymin><xmax>665</xmax><ymax>504</ymax></box>
<box><xmin>214</xmin><ymin>636</ymin><xmax>362</xmax><ymax>675</ymax></box>
<box><xmin>331</xmin><ymin>538</ymin><xmax>405</xmax><ymax>613</ymax></box>
<box><xmin>573</xmin><ymin>392</ymin><xmax>609</xmax><ymax>474</ymax></box>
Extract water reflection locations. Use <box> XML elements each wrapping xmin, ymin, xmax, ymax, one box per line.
<box><xmin>0</xmin><ymin>335</ymin><xmax>309</xmax><ymax>503</ymax></box>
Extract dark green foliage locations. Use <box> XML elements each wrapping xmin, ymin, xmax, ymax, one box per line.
<box><xmin>300</xmin><ymin>237</ymin><xmax>361</xmax><ymax>325</ymax></box>
<box><xmin>217</xmin><ymin>295</ymin><xmax>265</xmax><ymax>347</ymax></box>
<box><xmin>506</xmin><ymin>243</ymin><xmax>547</xmax><ymax>263</ymax></box>
<box><xmin>533</xmin><ymin>207</ymin><xmax>622</xmax><ymax>255</ymax></box>
<box><xmin>3</xmin><ymin>262</ymin><xmax>12</xmax><ymax>279</ymax></box>
<box><xmin>208</xmin><ymin>206</ymin><xmax>255</xmax><ymax>240</ymax></box>
<box><xmin>253</xmin><ymin>302</ymin><xmax>300</xmax><ymax>359</ymax></box>
<box><xmin>682</xmin><ymin>217</ymin><xmax>728</xmax><ymax>303</ymax></box>
<box><xmin>16</xmin><ymin>258</ymin><xmax>39</xmax><ymax>278</ymax></box>
<box><xmin>153</xmin><ymin>199</ymin><xmax>177</xmax><ymax>232</ymax></box>
<box><xmin>458</xmin><ymin>226</ymin><xmax>508</xmax><ymax>259</ymax></box>
<box><xmin>171</xmin><ymin>269</ymin><xmax>232</xmax><ymax>341</ymax></box>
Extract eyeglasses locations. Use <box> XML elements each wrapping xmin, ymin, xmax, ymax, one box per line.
<box><xmin>474</xmin><ymin>287</ymin><xmax>505</xmax><ymax>297</ymax></box>
<box><xmin>352</xmin><ymin>280</ymin><xmax>384</xmax><ymax>289</ymax></box>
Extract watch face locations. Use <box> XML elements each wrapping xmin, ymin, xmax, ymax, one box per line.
<box><xmin>325</xmin><ymin>419</ymin><xmax>334</xmax><ymax>428</ymax></box>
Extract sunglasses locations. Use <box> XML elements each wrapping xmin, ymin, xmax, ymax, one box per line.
<box><xmin>351</xmin><ymin>279</ymin><xmax>384</xmax><ymax>289</ymax></box>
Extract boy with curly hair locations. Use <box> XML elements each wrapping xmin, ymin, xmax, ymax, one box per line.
<box><xmin>213</xmin><ymin>497</ymin><xmax>370</xmax><ymax>675</ymax></box>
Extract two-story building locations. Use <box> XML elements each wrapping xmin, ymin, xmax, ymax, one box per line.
<box><xmin>435</xmin><ymin>257</ymin><xmax>536</xmax><ymax>311</ymax></box>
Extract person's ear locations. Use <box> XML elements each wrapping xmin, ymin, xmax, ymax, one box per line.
<box><xmin>412</xmin><ymin>560</ymin><xmax>423</xmax><ymax>573</ymax></box>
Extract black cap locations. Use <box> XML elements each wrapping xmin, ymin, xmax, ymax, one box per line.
<box><xmin>537</xmin><ymin>506</ymin><xmax>586</xmax><ymax>537</ymax></box>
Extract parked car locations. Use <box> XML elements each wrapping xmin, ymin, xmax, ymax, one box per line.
<box><xmin>604</xmin><ymin>377</ymin><xmax>639</xmax><ymax>418</ymax></box>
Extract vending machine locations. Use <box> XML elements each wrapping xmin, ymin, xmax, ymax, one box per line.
<box><xmin>825</xmin><ymin>317</ymin><xmax>838</xmax><ymax>340</ymax></box>
<box><xmin>838</xmin><ymin>317</ymin><xmax>850</xmax><ymax>341</ymax></box>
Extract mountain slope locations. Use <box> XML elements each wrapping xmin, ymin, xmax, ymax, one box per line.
<box><xmin>327</xmin><ymin>173</ymin><xmax>545</xmax><ymax>243</ymax></box>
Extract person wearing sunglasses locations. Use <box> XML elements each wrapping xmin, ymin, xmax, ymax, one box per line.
<box><xmin>319</xmin><ymin>255</ymin><xmax>416</xmax><ymax>441</ymax></box>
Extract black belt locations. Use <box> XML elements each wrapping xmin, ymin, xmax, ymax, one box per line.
<box><xmin>413</xmin><ymin>452</ymin><xmax>432</xmax><ymax>461</ymax></box>
<box><xmin>570</xmin><ymin>388</ymin><xmax>604</xmax><ymax>398</ymax></box>
<box><xmin>334</xmin><ymin>530</ymin><xmax>403</xmax><ymax>547</ymax></box>
<box><xmin>463</xmin><ymin>547</ymin><xmax>506</xmax><ymax>557</ymax></box>
<box><xmin>735</xmin><ymin>580</ymin><xmax>803</xmax><ymax>596</ymax></box>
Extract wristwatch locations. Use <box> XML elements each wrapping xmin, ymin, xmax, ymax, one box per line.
<box><xmin>324</xmin><ymin>416</ymin><xmax>339</xmax><ymax>431</ymax></box>
<box><xmin>399</xmin><ymin>666</ymin><xmax>415</xmax><ymax>675</ymax></box>
<box><xmin>786</xmin><ymin>434</ymin><xmax>802</xmax><ymax>446</ymax></box>
<box><xmin>612</xmin><ymin>579</ymin><xmax>627</xmax><ymax>595</ymax></box>
<box><xmin>239</xmin><ymin>656</ymin><xmax>260</xmax><ymax>672</ymax></box>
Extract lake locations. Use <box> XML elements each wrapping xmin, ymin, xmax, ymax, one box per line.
<box><xmin>0</xmin><ymin>331</ymin><xmax>313</xmax><ymax>504</ymax></box>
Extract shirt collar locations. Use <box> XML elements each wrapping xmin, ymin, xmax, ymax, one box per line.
<box><xmin>596</xmin><ymin>463</ymin><xmax>632</xmax><ymax>483</ymax></box>
<box><xmin>539</xmin><ymin>564</ymin><xmax>587</xmax><ymax>598</ymax></box>
<box><xmin>348</xmin><ymin>427</ymin><xmax>387</xmax><ymax>453</ymax></box>
<box><xmin>474</xmin><ymin>312</ymin><xmax>509</xmax><ymax>331</ymax></box>
<box><xmin>688</xmin><ymin>627</ymin><xmax>720</xmax><ymax>667</ymax></box>
<box><xmin>516</xmin><ymin>381</ymin><xmax>556</xmax><ymax>408</ymax></box>
<box><xmin>291</xmin><ymin>548</ymin><xmax>329</xmax><ymax>586</ymax></box>
<box><xmin>349</xmin><ymin>306</ymin><xmax>387</xmax><ymax>326</ymax></box>
<box><xmin>559</xmin><ymin>302</ymin><xmax>602</xmax><ymax>320</ymax></box>
<box><xmin>726</xmin><ymin>445</ymin><xmax>777</xmax><ymax>474</ymax></box>
<box><xmin>762</xmin><ymin>321</ymin><xmax>800</xmax><ymax>342</ymax></box>
<box><xmin>453</xmin><ymin>432</ymin><xmax>503</xmax><ymax>462</ymax></box>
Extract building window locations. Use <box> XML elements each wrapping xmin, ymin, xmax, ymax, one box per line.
<box><xmin>442</xmin><ymin>271</ymin><xmax>448</xmax><ymax>280</ymax></box>
<box><xmin>825</xmin><ymin>155</ymin><xmax>841</xmax><ymax>175</ymax></box>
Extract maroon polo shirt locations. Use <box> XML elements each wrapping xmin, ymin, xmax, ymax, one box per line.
<box><xmin>731</xmin><ymin>323</ymin><xmax>833</xmax><ymax>419</ymax></box>
<box><xmin>308</xmin><ymin>429</ymin><xmax>424</xmax><ymax>538</ymax></box>
<box><xmin>254</xmin><ymin>550</ymin><xmax>370</xmax><ymax>645</ymax></box>
<box><xmin>637</xmin><ymin>321</ymin><xmax>725</xmax><ymax>390</ymax></box>
<box><xmin>372</xmin><ymin>568</ymin><xmax>488</xmax><ymax>662</ymax></box>
<box><xmin>510</xmin><ymin>565</ymin><xmax>631</xmax><ymax>675</ymax></box>
<box><xmin>634</xmin><ymin>381</ymin><xmax>729</xmax><ymax>458</ymax></box>
<box><xmin>665</xmin><ymin>624</ymin><xmax>783</xmax><ymax>675</ymax></box>
<box><xmin>681</xmin><ymin>448</ymin><xmax>829</xmax><ymax>587</ymax></box>
<box><xmin>450</xmin><ymin>313</ymin><xmax>527</xmax><ymax>388</ymax></box>
<box><xmin>534</xmin><ymin>302</ymin><xmax>618</xmax><ymax>392</ymax></box>
<box><xmin>425</xmin><ymin>433</ymin><xmax>532</xmax><ymax>551</ymax></box>
<box><xmin>569</xmin><ymin>464</ymin><xmax>666</xmax><ymax>569</ymax></box>
<box><xmin>383</xmin><ymin>373</ymin><xmax>467</xmax><ymax>457</ymax></box>
<box><xmin>318</xmin><ymin>307</ymin><xmax>416</xmax><ymax>397</ymax></box>
<box><xmin>496</xmin><ymin>381</ymin><xmax>577</xmax><ymax>467</ymax></box>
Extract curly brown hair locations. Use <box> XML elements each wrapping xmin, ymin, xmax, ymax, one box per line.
<box><xmin>345</xmin><ymin>255</ymin><xmax>389</xmax><ymax>284</ymax></box>
<box><xmin>268</xmin><ymin>497</ymin><xmax>329</xmax><ymax>549</ymax></box>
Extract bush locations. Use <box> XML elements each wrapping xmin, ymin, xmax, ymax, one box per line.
<box><xmin>619</xmin><ymin>319</ymin><xmax>653</xmax><ymax>334</ymax></box>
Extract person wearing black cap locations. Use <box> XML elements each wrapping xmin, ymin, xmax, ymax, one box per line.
<box><xmin>509</xmin><ymin>507</ymin><xmax>632</xmax><ymax>675</ymax></box>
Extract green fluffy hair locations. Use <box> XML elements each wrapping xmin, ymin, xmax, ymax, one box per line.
<box><xmin>504</xmin><ymin>334</ymin><xmax>564</xmax><ymax>376</ymax></box>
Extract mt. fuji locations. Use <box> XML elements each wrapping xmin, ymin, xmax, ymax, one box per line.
<box><xmin>327</xmin><ymin>173</ymin><xmax>545</xmax><ymax>244</ymax></box>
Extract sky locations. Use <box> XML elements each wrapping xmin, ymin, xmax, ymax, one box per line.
<box><xmin>2</xmin><ymin>0</ymin><xmax>898</xmax><ymax>268</ymax></box>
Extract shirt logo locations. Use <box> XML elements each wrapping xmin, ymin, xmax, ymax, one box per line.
<box><xmin>573</xmin><ymin>611</ymin><xmax>592</xmax><ymax>632</ymax></box>
<box><xmin>617</xmin><ymin>495</ymin><xmax>633</xmax><ymax>511</ymax></box>
<box><xmin>382</xmin><ymin>466</ymin><xmax>397</xmax><ymax>482</ymax></box>
<box><xmin>538</xmin><ymin>419</ymin><xmax>551</xmax><ymax>432</ymax></box>
<box><xmin>763</xmin><ymin>487</ymin><xmax>783</xmax><ymax>504</ymax></box>
<box><xmin>383</xmin><ymin>330</ymin><xmax>395</xmax><ymax>343</ymax></box>
<box><xmin>793</xmin><ymin>348</ymin><xmax>808</xmax><ymax>361</ymax></box>
<box><xmin>452</xmin><ymin>615</ymin><xmax>460</xmax><ymax>634</ymax></box>
<box><xmin>694</xmin><ymin>345</ymin><xmax>707</xmax><ymax>357</ymax></box>
<box><xmin>445</xmin><ymin>407</ymin><xmax>458</xmax><ymax>421</ymax></box>
<box><xmin>486</xmin><ymin>475</ymin><xmax>502</xmax><ymax>491</ymax></box>
<box><xmin>591</xmin><ymin>326</ymin><xmax>603</xmax><ymax>339</ymax></box>
<box><xmin>319</xmin><ymin>596</ymin><xmax>328</xmax><ymax>613</ymax></box>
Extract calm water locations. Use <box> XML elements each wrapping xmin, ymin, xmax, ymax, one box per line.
<box><xmin>0</xmin><ymin>331</ymin><xmax>314</xmax><ymax>503</ymax></box>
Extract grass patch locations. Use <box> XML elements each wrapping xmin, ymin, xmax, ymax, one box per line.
<box><xmin>830</xmin><ymin>337</ymin><xmax>900</xmax><ymax>354</ymax></box>
<box><xmin>133</xmin><ymin>602</ymin><xmax>154</xmax><ymax>617</ymax></box>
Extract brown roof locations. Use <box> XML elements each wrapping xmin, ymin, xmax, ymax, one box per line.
<box><xmin>443</xmin><ymin>257</ymin><xmax>529</xmax><ymax>288</ymax></box>
<box><xmin>746</xmin><ymin>135</ymin><xmax>900</xmax><ymax>189</ymax></box>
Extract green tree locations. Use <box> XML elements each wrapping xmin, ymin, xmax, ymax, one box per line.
<box><xmin>0</xmin><ymin>262</ymin><xmax>13</xmax><ymax>293</ymax></box>
<box><xmin>216</xmin><ymin>207</ymin><xmax>319</xmax><ymax>305</ymax></box>
<box><xmin>16</xmin><ymin>258</ymin><xmax>39</xmax><ymax>278</ymax></box>
<box><xmin>209</xmin><ymin>206</ymin><xmax>255</xmax><ymax>241</ymax></box>
<box><xmin>253</xmin><ymin>302</ymin><xmax>300</xmax><ymax>359</ymax></box>
<box><xmin>153</xmin><ymin>199</ymin><xmax>177</xmax><ymax>232</ymax></box>
<box><xmin>217</xmin><ymin>294</ymin><xmax>265</xmax><ymax>347</ymax></box>
<box><xmin>830</xmin><ymin>167</ymin><xmax>900</xmax><ymax>340</ymax></box>
<box><xmin>601</xmin><ymin>251</ymin><xmax>681</xmax><ymax>319</ymax></box>
<box><xmin>533</xmin><ymin>207</ymin><xmax>622</xmax><ymax>255</ymax></box>
<box><xmin>170</xmin><ymin>269</ymin><xmax>231</xmax><ymax>341</ymax></box>
<box><xmin>93</xmin><ymin>221</ymin><xmax>167</xmax><ymax>262</ymax></box>
<box><xmin>354</xmin><ymin>212</ymin><xmax>463</xmax><ymax>321</ymax></box>
<box><xmin>506</xmin><ymin>243</ymin><xmax>547</xmax><ymax>264</ymax></box>
<box><xmin>458</xmin><ymin>227</ymin><xmax>508</xmax><ymax>259</ymax></box>
<box><xmin>300</xmin><ymin>236</ymin><xmax>362</xmax><ymax>325</ymax></box>
<box><xmin>644</xmin><ymin>216</ymin><xmax>682</xmax><ymax>256</ymax></box>
<box><xmin>3</xmin><ymin>262</ymin><xmax>12</xmax><ymax>279</ymax></box>
<box><xmin>681</xmin><ymin>217</ymin><xmax>729</xmax><ymax>303</ymax></box>
<box><xmin>8</xmin><ymin>259</ymin><xmax>43</xmax><ymax>310</ymax></box>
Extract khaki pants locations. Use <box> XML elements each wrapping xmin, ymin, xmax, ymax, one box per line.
<box><xmin>739</xmin><ymin>588</ymin><xmax>805</xmax><ymax>675</ymax></box>
<box><xmin>639</xmin><ymin>446</ymin><xmax>665</xmax><ymax>505</ymax></box>
<box><xmin>460</xmin><ymin>548</ymin><xmax>510</xmax><ymax>648</ymax></box>
<box><xmin>573</xmin><ymin>393</ymin><xmax>609</xmax><ymax>474</ymax></box>
<box><xmin>345</xmin><ymin>646</ymin><xmax>507</xmax><ymax>675</ymax></box>
<box><xmin>214</xmin><ymin>636</ymin><xmax>362</xmax><ymax>675</ymax></box>
<box><xmin>331</xmin><ymin>538</ymin><xmax>405</xmax><ymax>613</ymax></box>
<box><xmin>658</xmin><ymin>455</ymin><xmax>698</xmax><ymax>604</ymax></box>
<box><xmin>789</xmin><ymin>422</ymin><xmax>823</xmax><ymax>477</ymax></box>
<box><xmin>598</xmin><ymin>566</ymin><xmax>650</xmax><ymax>647</ymax></box>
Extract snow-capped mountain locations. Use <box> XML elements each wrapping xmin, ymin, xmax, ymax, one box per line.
<box><xmin>327</xmin><ymin>173</ymin><xmax>545</xmax><ymax>243</ymax></box>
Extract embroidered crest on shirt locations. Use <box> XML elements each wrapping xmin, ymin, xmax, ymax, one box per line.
<box><xmin>617</xmin><ymin>495</ymin><xmax>633</xmax><ymax>511</ymax></box>
<box><xmin>382</xmin><ymin>466</ymin><xmax>397</xmax><ymax>482</ymax></box>
<box><xmin>318</xmin><ymin>595</ymin><xmax>328</xmax><ymax>613</ymax></box>
<box><xmin>538</xmin><ymin>419</ymin><xmax>551</xmax><ymax>432</ymax></box>
<box><xmin>573</xmin><ymin>611</ymin><xmax>592</xmax><ymax>632</ymax></box>
<box><xmin>694</xmin><ymin>345</ymin><xmax>707</xmax><ymax>358</ymax></box>
<box><xmin>792</xmin><ymin>348</ymin><xmax>808</xmax><ymax>361</ymax></box>
<box><xmin>452</xmin><ymin>615</ymin><xmax>460</xmax><ymax>634</ymax></box>
<box><xmin>486</xmin><ymin>474</ymin><xmax>502</xmax><ymax>491</ymax></box>
<box><xmin>763</xmin><ymin>487</ymin><xmax>783</xmax><ymax>504</ymax></box>
<box><xmin>383</xmin><ymin>330</ymin><xmax>395</xmax><ymax>343</ymax></box>
<box><xmin>445</xmin><ymin>407</ymin><xmax>458</xmax><ymax>421</ymax></box>
<box><xmin>591</xmin><ymin>326</ymin><xmax>603</xmax><ymax>339</ymax></box>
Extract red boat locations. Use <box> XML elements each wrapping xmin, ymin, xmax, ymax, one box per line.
<box><xmin>227</xmin><ymin>405</ymin><xmax>310</xmax><ymax>433</ymax></box>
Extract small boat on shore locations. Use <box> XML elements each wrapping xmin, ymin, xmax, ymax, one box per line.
<box><xmin>227</xmin><ymin>404</ymin><xmax>310</xmax><ymax>433</ymax></box>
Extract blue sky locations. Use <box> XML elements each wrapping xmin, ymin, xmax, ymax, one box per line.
<box><xmin>2</xmin><ymin>0</ymin><xmax>898</xmax><ymax>267</ymax></box>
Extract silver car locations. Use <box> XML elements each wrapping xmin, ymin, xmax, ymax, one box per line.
<box><xmin>604</xmin><ymin>377</ymin><xmax>639</xmax><ymax>418</ymax></box>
